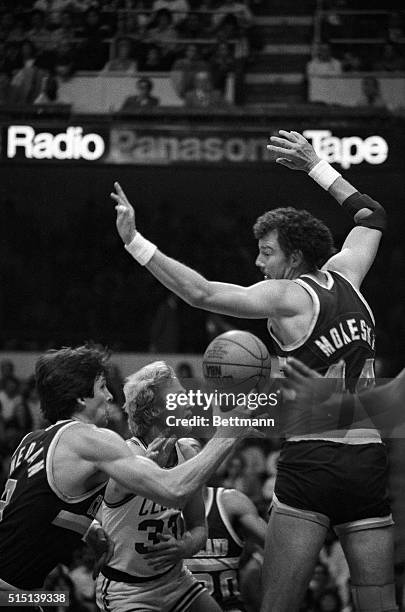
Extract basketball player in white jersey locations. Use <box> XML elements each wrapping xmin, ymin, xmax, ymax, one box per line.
<box><xmin>96</xmin><ymin>361</ymin><xmax>222</xmax><ymax>612</ymax></box>
<box><xmin>111</xmin><ymin>129</ymin><xmax>395</xmax><ymax>612</ymax></box>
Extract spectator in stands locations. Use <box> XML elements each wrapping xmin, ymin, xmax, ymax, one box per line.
<box><xmin>0</xmin><ymin>359</ymin><xmax>16</xmax><ymax>388</ymax></box>
<box><xmin>28</xmin><ymin>9</ymin><xmax>52</xmax><ymax>52</ymax></box>
<box><xmin>373</xmin><ymin>43</ymin><xmax>405</xmax><ymax>72</ymax></box>
<box><xmin>139</xmin><ymin>44</ymin><xmax>165</xmax><ymax>71</ymax></box>
<box><xmin>51</xmin><ymin>10</ymin><xmax>77</xmax><ymax>48</ymax></box>
<box><xmin>223</xmin><ymin>454</ymin><xmax>248</xmax><ymax>493</ymax></box>
<box><xmin>152</xmin><ymin>0</ymin><xmax>190</xmax><ymax>26</ymax></box>
<box><xmin>171</xmin><ymin>43</ymin><xmax>209</xmax><ymax>97</ymax></box>
<box><xmin>209</xmin><ymin>42</ymin><xmax>234</xmax><ymax>93</ymax></box>
<box><xmin>306</xmin><ymin>43</ymin><xmax>342</xmax><ymax>77</ymax></box>
<box><xmin>76</xmin><ymin>8</ymin><xmax>109</xmax><ymax>70</ymax></box>
<box><xmin>54</xmin><ymin>41</ymin><xmax>77</xmax><ymax>80</ymax></box>
<box><xmin>306</xmin><ymin>563</ymin><xmax>330</xmax><ymax>611</ymax></box>
<box><xmin>10</xmin><ymin>40</ymin><xmax>46</xmax><ymax>104</ymax></box>
<box><xmin>33</xmin><ymin>0</ymin><xmax>76</xmax><ymax>27</ymax></box>
<box><xmin>387</xmin><ymin>11</ymin><xmax>404</xmax><ymax>44</ymax></box>
<box><xmin>0</xmin><ymin>376</ymin><xmax>22</xmax><ymax>424</ymax></box>
<box><xmin>212</xmin><ymin>0</ymin><xmax>253</xmax><ymax>31</ymax></box>
<box><xmin>176</xmin><ymin>361</ymin><xmax>194</xmax><ymax>380</ymax></box>
<box><xmin>34</xmin><ymin>72</ymin><xmax>60</xmax><ymax>104</ymax></box>
<box><xmin>147</xmin><ymin>8</ymin><xmax>179</xmax><ymax>67</ymax></box>
<box><xmin>120</xmin><ymin>76</ymin><xmax>160</xmax><ymax>110</ymax></box>
<box><xmin>357</xmin><ymin>75</ymin><xmax>386</xmax><ymax>108</ymax></box>
<box><xmin>341</xmin><ymin>48</ymin><xmax>363</xmax><ymax>71</ymax></box>
<box><xmin>2</xmin><ymin>41</ymin><xmax>21</xmax><ymax>76</ymax></box>
<box><xmin>185</xmin><ymin>69</ymin><xmax>226</xmax><ymax>107</ymax></box>
<box><xmin>102</xmin><ymin>36</ymin><xmax>137</xmax><ymax>74</ymax></box>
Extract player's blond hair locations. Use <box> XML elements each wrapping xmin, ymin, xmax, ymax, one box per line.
<box><xmin>124</xmin><ymin>361</ymin><xmax>175</xmax><ymax>436</ymax></box>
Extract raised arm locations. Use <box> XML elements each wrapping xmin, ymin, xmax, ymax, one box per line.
<box><xmin>267</xmin><ymin>130</ymin><xmax>386</xmax><ymax>288</ymax></box>
<box><xmin>111</xmin><ymin>182</ymin><xmax>308</xmax><ymax>319</ymax></box>
<box><xmin>75</xmin><ymin>426</ymin><xmax>247</xmax><ymax>509</ymax></box>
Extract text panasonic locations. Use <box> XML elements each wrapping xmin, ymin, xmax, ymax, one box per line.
<box><xmin>303</xmin><ymin>130</ymin><xmax>388</xmax><ymax>169</ymax></box>
<box><xmin>7</xmin><ymin>125</ymin><xmax>105</xmax><ymax>160</ymax></box>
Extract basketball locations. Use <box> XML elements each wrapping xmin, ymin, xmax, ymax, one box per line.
<box><xmin>202</xmin><ymin>330</ymin><xmax>271</xmax><ymax>394</ymax></box>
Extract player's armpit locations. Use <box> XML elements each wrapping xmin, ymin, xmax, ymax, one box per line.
<box><xmin>323</xmin><ymin>226</ymin><xmax>381</xmax><ymax>287</ymax></box>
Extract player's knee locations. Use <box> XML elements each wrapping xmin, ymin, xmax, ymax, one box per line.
<box><xmin>342</xmin><ymin>192</ymin><xmax>387</xmax><ymax>232</ymax></box>
<box><xmin>351</xmin><ymin>583</ymin><xmax>398</xmax><ymax>611</ymax></box>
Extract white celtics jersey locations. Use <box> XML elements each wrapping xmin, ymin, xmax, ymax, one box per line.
<box><xmin>101</xmin><ymin>437</ymin><xmax>186</xmax><ymax>578</ymax></box>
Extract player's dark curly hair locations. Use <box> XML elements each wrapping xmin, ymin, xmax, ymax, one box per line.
<box><xmin>253</xmin><ymin>207</ymin><xmax>335</xmax><ymax>272</ymax></box>
<box><xmin>35</xmin><ymin>345</ymin><xmax>109</xmax><ymax>423</ymax></box>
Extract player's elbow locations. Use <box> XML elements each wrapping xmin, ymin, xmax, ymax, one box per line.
<box><xmin>185</xmin><ymin>285</ymin><xmax>211</xmax><ymax>309</ymax></box>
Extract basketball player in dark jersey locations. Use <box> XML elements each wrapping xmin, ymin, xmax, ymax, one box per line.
<box><xmin>0</xmin><ymin>346</ymin><xmax>250</xmax><ymax>597</ymax></box>
<box><xmin>183</xmin><ymin>485</ymin><xmax>267</xmax><ymax>612</ymax></box>
<box><xmin>112</xmin><ymin>129</ymin><xmax>393</xmax><ymax>611</ymax></box>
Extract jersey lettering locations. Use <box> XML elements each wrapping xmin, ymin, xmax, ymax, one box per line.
<box><xmin>0</xmin><ymin>479</ymin><xmax>17</xmax><ymax>522</ymax></box>
<box><xmin>314</xmin><ymin>317</ymin><xmax>375</xmax><ymax>357</ymax></box>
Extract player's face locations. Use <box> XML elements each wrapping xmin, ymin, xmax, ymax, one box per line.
<box><xmin>256</xmin><ymin>230</ymin><xmax>295</xmax><ymax>280</ymax></box>
<box><xmin>162</xmin><ymin>377</ymin><xmax>192</xmax><ymax>435</ymax></box>
<box><xmin>83</xmin><ymin>375</ymin><xmax>113</xmax><ymax>422</ymax></box>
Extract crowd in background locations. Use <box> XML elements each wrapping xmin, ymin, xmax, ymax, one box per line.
<box><xmin>0</xmin><ymin>0</ymin><xmax>259</xmax><ymax>106</ymax></box>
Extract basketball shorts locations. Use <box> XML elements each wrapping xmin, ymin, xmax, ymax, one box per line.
<box><xmin>272</xmin><ymin>440</ymin><xmax>393</xmax><ymax>533</ymax></box>
<box><xmin>96</xmin><ymin>564</ymin><xmax>206</xmax><ymax>612</ymax></box>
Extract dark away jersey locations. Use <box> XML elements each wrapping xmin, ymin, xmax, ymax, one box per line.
<box><xmin>185</xmin><ymin>487</ymin><xmax>244</xmax><ymax>610</ymax></box>
<box><xmin>0</xmin><ymin>420</ymin><xmax>105</xmax><ymax>589</ymax></box>
<box><xmin>268</xmin><ymin>270</ymin><xmax>375</xmax><ymax>383</ymax></box>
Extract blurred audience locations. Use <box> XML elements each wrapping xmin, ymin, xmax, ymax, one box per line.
<box><xmin>102</xmin><ymin>36</ymin><xmax>137</xmax><ymax>74</ymax></box>
<box><xmin>171</xmin><ymin>43</ymin><xmax>209</xmax><ymax>97</ymax></box>
<box><xmin>357</xmin><ymin>75</ymin><xmax>386</xmax><ymax>108</ymax></box>
<box><xmin>120</xmin><ymin>75</ymin><xmax>160</xmax><ymax>109</ymax></box>
<box><xmin>152</xmin><ymin>0</ymin><xmax>190</xmax><ymax>26</ymax></box>
<box><xmin>34</xmin><ymin>72</ymin><xmax>60</xmax><ymax>103</ymax></box>
<box><xmin>184</xmin><ymin>69</ymin><xmax>227</xmax><ymax>107</ymax></box>
<box><xmin>307</xmin><ymin>43</ymin><xmax>342</xmax><ymax>77</ymax></box>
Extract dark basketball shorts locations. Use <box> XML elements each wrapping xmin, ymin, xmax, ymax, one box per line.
<box><xmin>271</xmin><ymin>440</ymin><xmax>393</xmax><ymax>534</ymax></box>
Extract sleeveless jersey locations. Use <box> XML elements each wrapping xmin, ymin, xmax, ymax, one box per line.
<box><xmin>185</xmin><ymin>487</ymin><xmax>244</xmax><ymax>610</ymax></box>
<box><xmin>0</xmin><ymin>420</ymin><xmax>106</xmax><ymax>589</ymax></box>
<box><xmin>101</xmin><ymin>437</ymin><xmax>185</xmax><ymax>579</ymax></box>
<box><xmin>269</xmin><ymin>270</ymin><xmax>375</xmax><ymax>383</ymax></box>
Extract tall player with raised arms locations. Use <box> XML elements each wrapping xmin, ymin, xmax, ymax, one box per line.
<box><xmin>112</xmin><ymin>129</ymin><xmax>395</xmax><ymax>612</ymax></box>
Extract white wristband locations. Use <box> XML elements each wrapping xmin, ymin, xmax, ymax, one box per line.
<box><xmin>308</xmin><ymin>159</ymin><xmax>341</xmax><ymax>191</ymax></box>
<box><xmin>125</xmin><ymin>232</ymin><xmax>157</xmax><ymax>265</ymax></box>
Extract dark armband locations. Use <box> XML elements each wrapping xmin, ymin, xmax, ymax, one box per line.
<box><xmin>341</xmin><ymin>192</ymin><xmax>387</xmax><ymax>232</ymax></box>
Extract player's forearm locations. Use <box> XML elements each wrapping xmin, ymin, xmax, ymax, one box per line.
<box><xmin>145</xmin><ymin>250</ymin><xmax>212</xmax><ymax>307</ymax></box>
<box><xmin>327</xmin><ymin>176</ymin><xmax>357</xmax><ymax>206</ymax></box>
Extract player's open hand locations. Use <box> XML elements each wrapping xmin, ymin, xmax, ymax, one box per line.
<box><xmin>266</xmin><ymin>130</ymin><xmax>320</xmax><ymax>172</ymax></box>
<box><xmin>86</xmin><ymin>525</ymin><xmax>115</xmax><ymax>579</ymax></box>
<box><xmin>111</xmin><ymin>181</ymin><xmax>136</xmax><ymax>245</ymax></box>
<box><xmin>144</xmin><ymin>533</ymin><xmax>186</xmax><ymax>571</ymax></box>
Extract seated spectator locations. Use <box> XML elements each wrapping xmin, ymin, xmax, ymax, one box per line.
<box><xmin>102</xmin><ymin>36</ymin><xmax>137</xmax><ymax>74</ymax></box>
<box><xmin>33</xmin><ymin>0</ymin><xmax>76</xmax><ymax>27</ymax></box>
<box><xmin>28</xmin><ymin>9</ymin><xmax>53</xmax><ymax>52</ymax></box>
<box><xmin>373</xmin><ymin>43</ymin><xmax>405</xmax><ymax>71</ymax></box>
<box><xmin>50</xmin><ymin>10</ymin><xmax>77</xmax><ymax>48</ymax></box>
<box><xmin>76</xmin><ymin>8</ymin><xmax>110</xmax><ymax>70</ymax></box>
<box><xmin>209</xmin><ymin>42</ymin><xmax>235</xmax><ymax>92</ymax></box>
<box><xmin>387</xmin><ymin>11</ymin><xmax>404</xmax><ymax>44</ymax></box>
<box><xmin>10</xmin><ymin>40</ymin><xmax>46</xmax><ymax>104</ymax></box>
<box><xmin>212</xmin><ymin>0</ymin><xmax>253</xmax><ymax>31</ymax></box>
<box><xmin>138</xmin><ymin>44</ymin><xmax>165</xmax><ymax>71</ymax></box>
<box><xmin>171</xmin><ymin>43</ymin><xmax>209</xmax><ymax>97</ymax></box>
<box><xmin>34</xmin><ymin>72</ymin><xmax>60</xmax><ymax>104</ymax></box>
<box><xmin>184</xmin><ymin>70</ymin><xmax>227</xmax><ymax>108</ymax></box>
<box><xmin>0</xmin><ymin>376</ymin><xmax>22</xmax><ymax>424</ymax></box>
<box><xmin>306</xmin><ymin>43</ymin><xmax>342</xmax><ymax>76</ymax></box>
<box><xmin>152</xmin><ymin>0</ymin><xmax>190</xmax><ymax>26</ymax></box>
<box><xmin>0</xmin><ymin>359</ymin><xmax>16</xmax><ymax>389</ymax></box>
<box><xmin>147</xmin><ymin>8</ymin><xmax>179</xmax><ymax>67</ymax></box>
<box><xmin>341</xmin><ymin>48</ymin><xmax>363</xmax><ymax>71</ymax></box>
<box><xmin>357</xmin><ymin>75</ymin><xmax>386</xmax><ymax>108</ymax></box>
<box><xmin>120</xmin><ymin>76</ymin><xmax>160</xmax><ymax>110</ymax></box>
<box><xmin>0</xmin><ymin>71</ymin><xmax>10</xmax><ymax>105</ymax></box>
<box><xmin>54</xmin><ymin>41</ymin><xmax>77</xmax><ymax>80</ymax></box>
<box><xmin>2</xmin><ymin>42</ymin><xmax>22</xmax><ymax>77</ymax></box>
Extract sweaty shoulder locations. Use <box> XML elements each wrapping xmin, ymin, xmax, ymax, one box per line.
<box><xmin>220</xmin><ymin>487</ymin><xmax>253</xmax><ymax>516</ymax></box>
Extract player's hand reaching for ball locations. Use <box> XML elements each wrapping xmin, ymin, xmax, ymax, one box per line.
<box><xmin>111</xmin><ymin>182</ymin><xmax>137</xmax><ymax>245</ymax></box>
<box><xmin>267</xmin><ymin>130</ymin><xmax>320</xmax><ymax>172</ymax></box>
